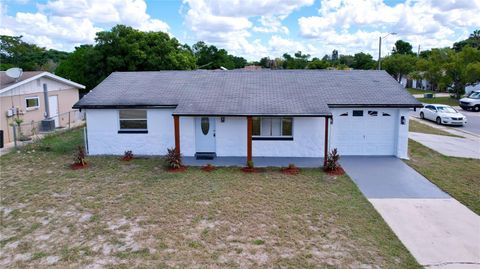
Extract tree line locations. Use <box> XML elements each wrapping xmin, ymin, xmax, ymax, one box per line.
<box><xmin>1</xmin><ymin>25</ymin><xmax>478</xmax><ymax>97</ymax></box>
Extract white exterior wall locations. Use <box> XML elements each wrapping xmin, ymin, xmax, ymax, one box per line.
<box><xmin>86</xmin><ymin>109</ymin><xmax>185</xmax><ymax>155</ymax></box>
<box><xmin>85</xmin><ymin>108</ymin><xmax>407</xmax><ymax>158</ymax></box>
<box><xmin>214</xmin><ymin>117</ymin><xmax>326</xmax><ymax>157</ymax></box>
<box><xmin>396</xmin><ymin>108</ymin><xmax>410</xmax><ymax>159</ymax></box>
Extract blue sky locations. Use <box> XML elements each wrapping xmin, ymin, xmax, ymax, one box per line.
<box><xmin>1</xmin><ymin>0</ymin><xmax>478</xmax><ymax>60</ymax></box>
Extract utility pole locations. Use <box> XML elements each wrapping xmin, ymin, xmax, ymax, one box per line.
<box><xmin>378</xmin><ymin>32</ymin><xmax>397</xmax><ymax>70</ymax></box>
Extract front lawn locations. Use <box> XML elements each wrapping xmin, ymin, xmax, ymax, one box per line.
<box><xmin>407</xmin><ymin>139</ymin><xmax>480</xmax><ymax>214</ymax></box>
<box><xmin>409</xmin><ymin>119</ymin><xmax>463</xmax><ymax>138</ymax></box>
<box><xmin>0</xmin><ymin>129</ymin><xmax>419</xmax><ymax>268</ymax></box>
<box><xmin>417</xmin><ymin>96</ymin><xmax>459</xmax><ymax>106</ymax></box>
<box><xmin>406</xmin><ymin>88</ymin><xmax>432</xmax><ymax>95</ymax></box>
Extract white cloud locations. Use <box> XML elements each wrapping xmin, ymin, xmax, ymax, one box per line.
<box><xmin>0</xmin><ymin>0</ymin><xmax>170</xmax><ymax>51</ymax></box>
<box><xmin>182</xmin><ymin>0</ymin><xmax>314</xmax><ymax>59</ymax></box>
<box><xmin>298</xmin><ymin>0</ymin><xmax>480</xmax><ymax>57</ymax></box>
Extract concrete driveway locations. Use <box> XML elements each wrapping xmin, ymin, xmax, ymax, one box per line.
<box><xmin>341</xmin><ymin>157</ymin><xmax>480</xmax><ymax>269</ymax></box>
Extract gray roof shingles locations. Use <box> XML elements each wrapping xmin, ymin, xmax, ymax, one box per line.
<box><xmin>73</xmin><ymin>70</ymin><xmax>421</xmax><ymax>116</ymax></box>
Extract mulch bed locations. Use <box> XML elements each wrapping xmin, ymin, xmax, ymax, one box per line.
<box><xmin>324</xmin><ymin>167</ymin><xmax>345</xmax><ymax>176</ymax></box>
<box><xmin>281</xmin><ymin>167</ymin><xmax>300</xmax><ymax>175</ymax></box>
<box><xmin>70</xmin><ymin>163</ymin><xmax>88</xmax><ymax>170</ymax></box>
<box><xmin>201</xmin><ymin>165</ymin><xmax>216</xmax><ymax>172</ymax></box>
<box><xmin>167</xmin><ymin>166</ymin><xmax>188</xmax><ymax>172</ymax></box>
<box><xmin>121</xmin><ymin>156</ymin><xmax>133</xmax><ymax>161</ymax></box>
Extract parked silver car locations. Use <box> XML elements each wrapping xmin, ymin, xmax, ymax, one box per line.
<box><xmin>419</xmin><ymin>104</ymin><xmax>467</xmax><ymax>125</ymax></box>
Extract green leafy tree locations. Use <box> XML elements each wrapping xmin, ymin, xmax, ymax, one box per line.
<box><xmin>392</xmin><ymin>40</ymin><xmax>414</xmax><ymax>55</ymax></box>
<box><xmin>282</xmin><ymin>51</ymin><xmax>310</xmax><ymax>69</ymax></box>
<box><xmin>307</xmin><ymin>59</ymin><xmax>330</xmax><ymax>69</ymax></box>
<box><xmin>0</xmin><ymin>35</ymin><xmax>68</xmax><ymax>71</ymax></box>
<box><xmin>442</xmin><ymin>46</ymin><xmax>480</xmax><ymax>98</ymax></box>
<box><xmin>192</xmin><ymin>41</ymin><xmax>246</xmax><ymax>69</ymax></box>
<box><xmin>338</xmin><ymin>55</ymin><xmax>354</xmax><ymax>67</ymax></box>
<box><xmin>382</xmin><ymin>54</ymin><xmax>417</xmax><ymax>82</ymax></box>
<box><xmin>351</xmin><ymin>52</ymin><xmax>376</xmax><ymax>69</ymax></box>
<box><xmin>57</xmin><ymin>25</ymin><xmax>196</xmax><ymax>93</ymax></box>
<box><xmin>453</xmin><ymin>30</ymin><xmax>480</xmax><ymax>51</ymax></box>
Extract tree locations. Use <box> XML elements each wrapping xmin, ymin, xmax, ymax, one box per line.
<box><xmin>382</xmin><ymin>54</ymin><xmax>417</xmax><ymax>82</ymax></box>
<box><xmin>351</xmin><ymin>52</ymin><xmax>376</xmax><ymax>69</ymax></box>
<box><xmin>307</xmin><ymin>59</ymin><xmax>330</xmax><ymax>69</ymax></box>
<box><xmin>338</xmin><ymin>55</ymin><xmax>354</xmax><ymax>67</ymax></box>
<box><xmin>0</xmin><ymin>35</ymin><xmax>68</xmax><ymax>71</ymax></box>
<box><xmin>57</xmin><ymin>25</ymin><xmax>196</xmax><ymax>93</ymax></box>
<box><xmin>392</xmin><ymin>40</ymin><xmax>414</xmax><ymax>55</ymax></box>
<box><xmin>442</xmin><ymin>46</ymin><xmax>480</xmax><ymax>98</ymax></box>
<box><xmin>282</xmin><ymin>51</ymin><xmax>310</xmax><ymax>69</ymax></box>
<box><xmin>413</xmin><ymin>48</ymin><xmax>450</xmax><ymax>91</ymax></box>
<box><xmin>453</xmin><ymin>30</ymin><xmax>480</xmax><ymax>51</ymax></box>
<box><xmin>192</xmin><ymin>41</ymin><xmax>247</xmax><ymax>69</ymax></box>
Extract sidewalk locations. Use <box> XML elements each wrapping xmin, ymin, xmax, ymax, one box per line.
<box><xmin>409</xmin><ymin>117</ymin><xmax>480</xmax><ymax>159</ymax></box>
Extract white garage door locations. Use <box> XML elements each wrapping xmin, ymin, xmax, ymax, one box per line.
<box><xmin>332</xmin><ymin>108</ymin><xmax>397</xmax><ymax>155</ymax></box>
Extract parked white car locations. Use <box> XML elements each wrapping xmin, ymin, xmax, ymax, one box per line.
<box><xmin>419</xmin><ymin>104</ymin><xmax>467</xmax><ymax>125</ymax></box>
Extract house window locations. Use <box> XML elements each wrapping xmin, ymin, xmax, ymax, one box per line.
<box><xmin>25</xmin><ymin>96</ymin><xmax>40</xmax><ymax>110</ymax></box>
<box><xmin>382</xmin><ymin>112</ymin><xmax>391</xmax><ymax>116</ymax></box>
<box><xmin>118</xmin><ymin>110</ymin><xmax>148</xmax><ymax>133</ymax></box>
<box><xmin>352</xmin><ymin>110</ymin><xmax>363</xmax><ymax>117</ymax></box>
<box><xmin>340</xmin><ymin>112</ymin><xmax>348</xmax><ymax>116</ymax></box>
<box><xmin>252</xmin><ymin>117</ymin><xmax>293</xmax><ymax>140</ymax></box>
<box><xmin>368</xmin><ymin>111</ymin><xmax>378</xmax><ymax>116</ymax></box>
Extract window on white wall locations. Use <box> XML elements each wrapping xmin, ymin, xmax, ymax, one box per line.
<box><xmin>25</xmin><ymin>96</ymin><xmax>40</xmax><ymax>110</ymax></box>
<box><xmin>252</xmin><ymin>117</ymin><xmax>293</xmax><ymax>139</ymax></box>
<box><xmin>118</xmin><ymin>110</ymin><xmax>148</xmax><ymax>133</ymax></box>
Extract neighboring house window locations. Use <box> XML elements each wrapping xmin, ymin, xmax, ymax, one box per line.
<box><xmin>25</xmin><ymin>96</ymin><xmax>40</xmax><ymax>110</ymax></box>
<box><xmin>252</xmin><ymin>117</ymin><xmax>293</xmax><ymax>139</ymax></box>
<box><xmin>118</xmin><ymin>110</ymin><xmax>148</xmax><ymax>133</ymax></box>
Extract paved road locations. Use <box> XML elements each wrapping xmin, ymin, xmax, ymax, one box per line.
<box><xmin>410</xmin><ymin>107</ymin><xmax>480</xmax><ymax>135</ymax></box>
<box><xmin>341</xmin><ymin>157</ymin><xmax>480</xmax><ymax>269</ymax></box>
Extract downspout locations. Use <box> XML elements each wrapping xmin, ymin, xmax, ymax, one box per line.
<box><xmin>43</xmin><ymin>83</ymin><xmax>50</xmax><ymax>118</ymax></box>
<box><xmin>323</xmin><ymin>116</ymin><xmax>329</xmax><ymax>167</ymax></box>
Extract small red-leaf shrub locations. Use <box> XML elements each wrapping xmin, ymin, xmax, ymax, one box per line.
<box><xmin>202</xmin><ymin>164</ymin><xmax>216</xmax><ymax>172</ymax></box>
<box><xmin>282</xmin><ymin>163</ymin><xmax>300</xmax><ymax>175</ymax></box>
<box><xmin>122</xmin><ymin>150</ymin><xmax>133</xmax><ymax>161</ymax></box>
<box><xmin>71</xmin><ymin>146</ymin><xmax>87</xmax><ymax>169</ymax></box>
<box><xmin>241</xmin><ymin>160</ymin><xmax>256</xmax><ymax>173</ymax></box>
<box><xmin>324</xmin><ymin>148</ymin><xmax>344</xmax><ymax>175</ymax></box>
<box><xmin>165</xmin><ymin>148</ymin><xmax>185</xmax><ymax>171</ymax></box>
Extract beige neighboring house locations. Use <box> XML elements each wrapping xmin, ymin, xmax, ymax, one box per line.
<box><xmin>0</xmin><ymin>71</ymin><xmax>85</xmax><ymax>144</ymax></box>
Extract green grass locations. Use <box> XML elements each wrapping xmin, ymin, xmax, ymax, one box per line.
<box><xmin>409</xmin><ymin>120</ymin><xmax>463</xmax><ymax>138</ymax></box>
<box><xmin>417</xmin><ymin>97</ymin><xmax>459</xmax><ymax>106</ymax></box>
<box><xmin>406</xmin><ymin>140</ymin><xmax>480</xmax><ymax>215</ymax></box>
<box><xmin>407</xmin><ymin>88</ymin><xmax>433</xmax><ymax>95</ymax></box>
<box><xmin>31</xmin><ymin>127</ymin><xmax>84</xmax><ymax>154</ymax></box>
<box><xmin>0</xmin><ymin>128</ymin><xmax>420</xmax><ymax>268</ymax></box>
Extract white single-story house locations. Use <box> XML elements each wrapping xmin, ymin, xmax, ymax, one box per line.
<box><xmin>1</xmin><ymin>71</ymin><xmax>85</xmax><ymax>144</ymax></box>
<box><xmin>73</xmin><ymin>70</ymin><xmax>421</xmax><ymax>165</ymax></box>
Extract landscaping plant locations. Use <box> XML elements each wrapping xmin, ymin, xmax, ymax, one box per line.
<box><xmin>201</xmin><ymin>163</ymin><xmax>216</xmax><ymax>172</ymax></box>
<box><xmin>122</xmin><ymin>150</ymin><xmax>134</xmax><ymax>161</ymax></box>
<box><xmin>324</xmin><ymin>148</ymin><xmax>344</xmax><ymax>175</ymax></box>
<box><xmin>241</xmin><ymin>160</ymin><xmax>256</xmax><ymax>173</ymax></box>
<box><xmin>165</xmin><ymin>148</ymin><xmax>183</xmax><ymax>170</ymax></box>
<box><xmin>282</xmin><ymin>163</ymin><xmax>300</xmax><ymax>175</ymax></box>
<box><xmin>71</xmin><ymin>146</ymin><xmax>87</xmax><ymax>169</ymax></box>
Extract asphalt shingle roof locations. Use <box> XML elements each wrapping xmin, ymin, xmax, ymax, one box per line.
<box><xmin>73</xmin><ymin>70</ymin><xmax>421</xmax><ymax>116</ymax></box>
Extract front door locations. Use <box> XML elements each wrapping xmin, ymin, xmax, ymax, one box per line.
<box><xmin>48</xmin><ymin>95</ymin><xmax>59</xmax><ymax>127</ymax></box>
<box><xmin>195</xmin><ymin>117</ymin><xmax>216</xmax><ymax>153</ymax></box>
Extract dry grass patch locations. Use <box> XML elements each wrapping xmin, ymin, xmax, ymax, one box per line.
<box><xmin>0</xmin><ymin>129</ymin><xmax>419</xmax><ymax>268</ymax></box>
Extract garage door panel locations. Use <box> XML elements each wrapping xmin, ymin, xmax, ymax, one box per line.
<box><xmin>332</xmin><ymin>109</ymin><xmax>397</xmax><ymax>156</ymax></box>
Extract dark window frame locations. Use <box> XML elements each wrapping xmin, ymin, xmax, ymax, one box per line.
<box><xmin>118</xmin><ymin>109</ymin><xmax>148</xmax><ymax>133</ymax></box>
<box><xmin>352</xmin><ymin>110</ymin><xmax>364</xmax><ymax>117</ymax></box>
